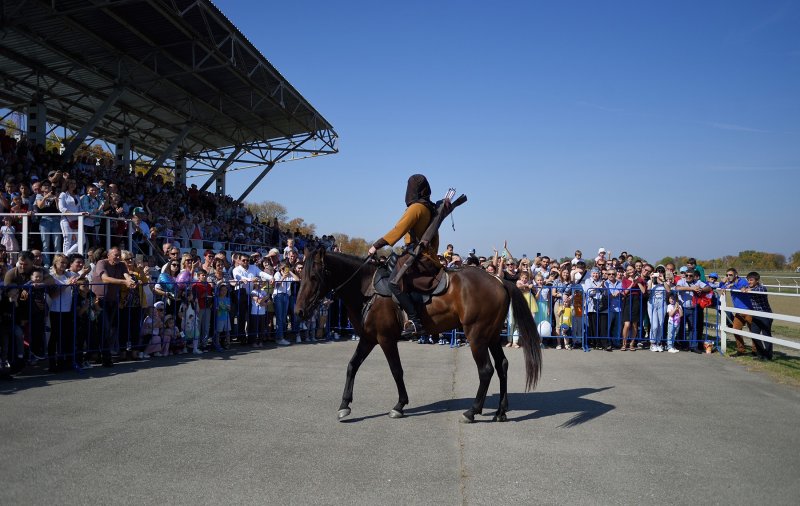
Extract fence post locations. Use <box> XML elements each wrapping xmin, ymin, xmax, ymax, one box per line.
<box><xmin>21</xmin><ymin>214</ymin><xmax>29</xmax><ymax>251</ymax></box>
<box><xmin>105</xmin><ymin>217</ymin><xmax>112</xmax><ymax>251</ymax></box>
<box><xmin>719</xmin><ymin>293</ymin><xmax>728</xmax><ymax>355</ymax></box>
<box><xmin>128</xmin><ymin>221</ymin><xmax>133</xmax><ymax>253</ymax></box>
<box><xmin>77</xmin><ymin>214</ymin><xmax>85</xmax><ymax>255</ymax></box>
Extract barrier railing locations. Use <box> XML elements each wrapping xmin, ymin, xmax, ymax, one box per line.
<box><xmin>718</xmin><ymin>289</ymin><xmax>800</xmax><ymax>354</ymax></box>
<box><xmin>2</xmin><ymin>212</ymin><xmax>279</xmax><ymax>263</ymax></box>
<box><xmin>0</xmin><ymin>277</ymin><xmax>329</xmax><ymax>375</ymax></box>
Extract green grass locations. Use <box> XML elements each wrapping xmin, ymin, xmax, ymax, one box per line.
<box><xmin>723</xmin><ymin>340</ymin><xmax>800</xmax><ymax>387</ymax></box>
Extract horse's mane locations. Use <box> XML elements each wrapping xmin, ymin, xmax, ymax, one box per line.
<box><xmin>325</xmin><ymin>251</ymin><xmax>377</xmax><ymax>273</ymax></box>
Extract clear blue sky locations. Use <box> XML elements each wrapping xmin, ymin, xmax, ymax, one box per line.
<box><xmin>219</xmin><ymin>0</ymin><xmax>799</xmax><ymax>262</ymax></box>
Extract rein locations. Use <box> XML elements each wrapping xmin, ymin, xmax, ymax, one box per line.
<box><xmin>329</xmin><ymin>255</ymin><xmax>373</xmax><ymax>295</ymax></box>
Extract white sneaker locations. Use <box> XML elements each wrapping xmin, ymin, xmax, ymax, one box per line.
<box><xmin>141</xmin><ymin>353</ymin><xmax>150</xmax><ymax>359</ymax></box>
<box><xmin>276</xmin><ymin>339</ymin><xmax>290</xmax><ymax>346</ymax></box>
<box><xmin>657</xmin><ymin>345</ymin><xmax>664</xmax><ymax>352</ymax></box>
<box><xmin>193</xmin><ymin>349</ymin><xmax>203</xmax><ymax>355</ymax></box>
<box><xmin>650</xmin><ymin>345</ymin><xmax>658</xmax><ymax>352</ymax></box>
<box><xmin>667</xmin><ymin>347</ymin><xmax>679</xmax><ymax>353</ymax></box>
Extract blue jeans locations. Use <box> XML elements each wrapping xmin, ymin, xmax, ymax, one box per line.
<box><xmin>273</xmin><ymin>293</ymin><xmax>289</xmax><ymax>338</ymax></box>
<box><xmin>39</xmin><ymin>217</ymin><xmax>62</xmax><ymax>265</ymax></box>
<box><xmin>648</xmin><ymin>299</ymin><xmax>666</xmax><ymax>345</ymax></box>
<box><xmin>667</xmin><ymin>323</ymin><xmax>678</xmax><ymax>349</ymax></box>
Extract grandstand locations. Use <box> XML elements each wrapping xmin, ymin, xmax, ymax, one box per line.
<box><xmin>0</xmin><ymin>0</ymin><xmax>337</xmax><ymax>201</ymax></box>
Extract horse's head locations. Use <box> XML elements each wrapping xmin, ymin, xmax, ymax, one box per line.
<box><xmin>295</xmin><ymin>244</ymin><xmax>327</xmax><ymax>320</ymax></box>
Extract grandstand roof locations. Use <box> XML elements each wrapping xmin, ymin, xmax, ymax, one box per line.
<box><xmin>0</xmin><ymin>0</ymin><xmax>337</xmax><ymax>168</ymax></box>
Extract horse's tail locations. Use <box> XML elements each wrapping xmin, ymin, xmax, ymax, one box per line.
<box><xmin>503</xmin><ymin>280</ymin><xmax>542</xmax><ymax>391</ymax></box>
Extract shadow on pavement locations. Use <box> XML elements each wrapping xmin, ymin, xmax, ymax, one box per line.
<box><xmin>399</xmin><ymin>387</ymin><xmax>616</xmax><ymax>426</ymax></box>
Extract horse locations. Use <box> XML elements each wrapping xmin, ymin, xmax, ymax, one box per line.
<box><xmin>294</xmin><ymin>246</ymin><xmax>542</xmax><ymax>423</ymax></box>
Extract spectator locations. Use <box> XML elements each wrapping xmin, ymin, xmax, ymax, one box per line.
<box><xmin>92</xmin><ymin>246</ymin><xmax>138</xmax><ymax>367</ymax></box>
<box><xmin>595</xmin><ymin>247</ymin><xmax>607</xmax><ymax>264</ymax></box>
<box><xmin>249</xmin><ymin>279</ymin><xmax>270</xmax><ymax>347</ymax></box>
<box><xmin>584</xmin><ymin>267</ymin><xmax>611</xmax><ymax>351</ymax></box>
<box><xmin>214</xmin><ymin>282</ymin><xmax>232</xmax><ymax>351</ymax></box>
<box><xmin>720</xmin><ymin>268</ymin><xmax>755</xmax><ymax>356</ymax></box>
<box><xmin>35</xmin><ymin>179</ymin><xmax>62</xmax><ymax>265</ymax></box>
<box><xmin>0</xmin><ymin>216</ymin><xmax>19</xmax><ymax>260</ymax></box>
<box><xmin>621</xmin><ymin>265</ymin><xmax>646</xmax><ymax>351</ymax></box>
<box><xmin>79</xmin><ymin>183</ymin><xmax>103</xmax><ymax>249</ymax></box>
<box><xmin>571</xmin><ymin>249</ymin><xmax>583</xmax><ymax>265</ymax></box>
<box><xmin>155</xmin><ymin>258</ymin><xmax>181</xmax><ymax>317</ymax></box>
<box><xmin>604</xmin><ymin>270</ymin><xmax>623</xmax><ymax>347</ymax></box>
<box><xmin>141</xmin><ymin>302</ymin><xmax>165</xmax><ymax>358</ymax></box>
<box><xmin>674</xmin><ymin>268</ymin><xmax>711</xmax><ymax>353</ymax></box>
<box><xmin>57</xmin><ymin>178</ymin><xmax>84</xmax><ymax>255</ymax></box>
<box><xmin>743</xmin><ymin>272</ymin><xmax>773</xmax><ymax>361</ymax></box>
<box><xmin>119</xmin><ymin>250</ymin><xmax>147</xmax><ymax>360</ymax></box>
<box><xmin>665</xmin><ymin>294</ymin><xmax>682</xmax><ymax>353</ymax></box>
<box><xmin>48</xmin><ymin>253</ymin><xmax>79</xmax><ymax>372</ymax></box>
<box><xmin>192</xmin><ymin>269</ymin><xmax>214</xmax><ymax>350</ymax></box>
<box><xmin>647</xmin><ymin>266</ymin><xmax>671</xmax><ymax>352</ymax></box>
<box><xmin>273</xmin><ymin>261</ymin><xmax>298</xmax><ymax>346</ymax></box>
<box><xmin>686</xmin><ymin>258</ymin><xmax>706</xmax><ymax>282</ymax></box>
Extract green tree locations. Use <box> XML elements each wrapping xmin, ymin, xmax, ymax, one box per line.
<box><xmin>790</xmin><ymin>251</ymin><xmax>800</xmax><ymax>271</ymax></box>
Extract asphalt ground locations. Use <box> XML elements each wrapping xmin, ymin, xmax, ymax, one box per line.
<box><xmin>2</xmin><ymin>339</ymin><xmax>799</xmax><ymax>506</ymax></box>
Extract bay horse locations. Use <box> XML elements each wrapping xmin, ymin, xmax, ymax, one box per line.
<box><xmin>294</xmin><ymin>247</ymin><xmax>542</xmax><ymax>423</ymax></box>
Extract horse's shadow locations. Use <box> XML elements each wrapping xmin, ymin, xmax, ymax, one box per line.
<box><xmin>344</xmin><ymin>387</ymin><xmax>615</xmax><ymax>426</ymax></box>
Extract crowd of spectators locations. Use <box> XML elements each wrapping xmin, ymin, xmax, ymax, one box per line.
<box><xmin>0</xmin><ymin>131</ymin><xmax>779</xmax><ymax>379</ymax></box>
<box><xmin>436</xmin><ymin>244</ymin><xmax>775</xmax><ymax>360</ymax></box>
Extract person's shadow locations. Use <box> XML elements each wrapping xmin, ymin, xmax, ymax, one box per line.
<box><xmin>404</xmin><ymin>387</ymin><xmax>615</xmax><ymax>426</ymax></box>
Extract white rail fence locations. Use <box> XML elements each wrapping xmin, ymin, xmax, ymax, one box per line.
<box><xmin>718</xmin><ymin>289</ymin><xmax>800</xmax><ymax>354</ymax></box>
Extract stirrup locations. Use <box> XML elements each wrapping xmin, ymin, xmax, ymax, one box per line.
<box><xmin>402</xmin><ymin>319</ymin><xmax>425</xmax><ymax>338</ymax></box>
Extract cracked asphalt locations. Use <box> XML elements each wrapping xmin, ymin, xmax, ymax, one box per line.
<box><xmin>2</xmin><ymin>340</ymin><xmax>799</xmax><ymax>505</ymax></box>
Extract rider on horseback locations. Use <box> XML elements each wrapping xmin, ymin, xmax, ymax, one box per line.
<box><xmin>367</xmin><ymin>174</ymin><xmax>439</xmax><ymax>338</ymax></box>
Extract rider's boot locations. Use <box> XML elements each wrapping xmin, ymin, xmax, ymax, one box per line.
<box><xmin>394</xmin><ymin>291</ymin><xmax>427</xmax><ymax>338</ymax></box>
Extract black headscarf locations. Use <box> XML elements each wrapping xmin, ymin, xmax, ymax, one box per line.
<box><xmin>404</xmin><ymin>174</ymin><xmax>434</xmax><ymax>213</ymax></box>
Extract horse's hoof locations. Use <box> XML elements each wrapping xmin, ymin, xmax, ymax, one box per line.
<box><xmin>389</xmin><ymin>409</ymin><xmax>404</xmax><ymax>419</ymax></box>
<box><xmin>460</xmin><ymin>412</ymin><xmax>475</xmax><ymax>424</ymax></box>
<box><xmin>337</xmin><ymin>408</ymin><xmax>351</xmax><ymax>421</ymax></box>
<box><xmin>493</xmin><ymin>413</ymin><xmax>508</xmax><ymax>422</ymax></box>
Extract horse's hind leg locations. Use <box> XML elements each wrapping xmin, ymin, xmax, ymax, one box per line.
<box><xmin>489</xmin><ymin>340</ymin><xmax>509</xmax><ymax>422</ymax></box>
<box><xmin>379</xmin><ymin>338</ymin><xmax>409</xmax><ymax>419</ymax></box>
<box><xmin>338</xmin><ymin>338</ymin><xmax>376</xmax><ymax>421</ymax></box>
<box><xmin>461</xmin><ymin>345</ymin><xmax>494</xmax><ymax>423</ymax></box>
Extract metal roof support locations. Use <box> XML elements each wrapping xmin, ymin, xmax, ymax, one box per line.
<box><xmin>235</xmin><ymin>162</ymin><xmax>275</xmax><ymax>204</ymax></box>
<box><xmin>62</xmin><ymin>87</ymin><xmax>124</xmax><ymax>160</ymax></box>
<box><xmin>199</xmin><ymin>146</ymin><xmax>242</xmax><ymax>192</ymax></box>
<box><xmin>143</xmin><ymin>124</ymin><xmax>192</xmax><ymax>179</ymax></box>
<box><xmin>234</xmin><ymin>133</ymin><xmax>315</xmax><ymax>203</ymax></box>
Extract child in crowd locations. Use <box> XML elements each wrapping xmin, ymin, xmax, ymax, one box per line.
<box><xmin>162</xmin><ymin>315</ymin><xmax>179</xmax><ymax>355</ymax></box>
<box><xmin>75</xmin><ymin>277</ymin><xmax>100</xmax><ymax>366</ymax></box>
<box><xmin>181</xmin><ymin>289</ymin><xmax>203</xmax><ymax>355</ymax></box>
<box><xmin>0</xmin><ymin>216</ymin><xmax>19</xmax><ymax>261</ymax></box>
<box><xmin>555</xmin><ymin>292</ymin><xmax>573</xmax><ymax>350</ymax></box>
<box><xmin>192</xmin><ymin>269</ymin><xmax>213</xmax><ymax>348</ymax></box>
<box><xmin>142</xmin><ymin>301</ymin><xmax>165</xmax><ymax>358</ymax></box>
<box><xmin>214</xmin><ymin>283</ymin><xmax>231</xmax><ymax>351</ymax></box>
<box><xmin>250</xmin><ymin>279</ymin><xmax>269</xmax><ymax>347</ymax></box>
<box><xmin>17</xmin><ymin>268</ymin><xmax>48</xmax><ymax>361</ymax></box>
<box><xmin>666</xmin><ymin>293</ymin><xmax>682</xmax><ymax>353</ymax></box>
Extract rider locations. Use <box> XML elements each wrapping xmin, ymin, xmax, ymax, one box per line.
<box><xmin>367</xmin><ymin>174</ymin><xmax>439</xmax><ymax>337</ymax></box>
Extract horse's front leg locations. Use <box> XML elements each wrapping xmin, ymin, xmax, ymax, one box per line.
<box><xmin>379</xmin><ymin>337</ymin><xmax>409</xmax><ymax>418</ymax></box>
<box><xmin>338</xmin><ymin>338</ymin><xmax>376</xmax><ymax>421</ymax></box>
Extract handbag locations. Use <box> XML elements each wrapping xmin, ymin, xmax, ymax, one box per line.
<box><xmin>693</xmin><ymin>292</ymin><xmax>714</xmax><ymax>309</ymax></box>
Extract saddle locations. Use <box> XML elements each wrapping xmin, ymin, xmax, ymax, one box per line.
<box><xmin>370</xmin><ymin>264</ymin><xmax>449</xmax><ymax>305</ymax></box>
